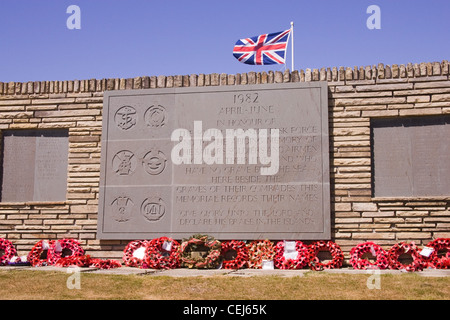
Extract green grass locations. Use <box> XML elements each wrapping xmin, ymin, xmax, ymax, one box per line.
<box><xmin>0</xmin><ymin>270</ymin><xmax>448</xmax><ymax>300</ymax></box>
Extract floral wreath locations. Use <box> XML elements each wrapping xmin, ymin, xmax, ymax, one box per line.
<box><xmin>274</xmin><ymin>240</ymin><xmax>309</xmax><ymax>269</ymax></box>
<box><xmin>180</xmin><ymin>234</ymin><xmax>221</xmax><ymax>269</ymax></box>
<box><xmin>55</xmin><ymin>255</ymin><xmax>122</xmax><ymax>269</ymax></box>
<box><xmin>349</xmin><ymin>242</ymin><xmax>389</xmax><ymax>270</ymax></box>
<box><xmin>247</xmin><ymin>240</ymin><xmax>275</xmax><ymax>269</ymax></box>
<box><xmin>423</xmin><ymin>238</ymin><xmax>450</xmax><ymax>269</ymax></box>
<box><xmin>47</xmin><ymin>239</ymin><xmax>85</xmax><ymax>265</ymax></box>
<box><xmin>144</xmin><ymin>237</ymin><xmax>181</xmax><ymax>269</ymax></box>
<box><xmin>220</xmin><ymin>240</ymin><xmax>248</xmax><ymax>269</ymax></box>
<box><xmin>0</xmin><ymin>238</ymin><xmax>17</xmax><ymax>265</ymax></box>
<box><xmin>27</xmin><ymin>240</ymin><xmax>55</xmax><ymax>267</ymax></box>
<box><xmin>388</xmin><ymin>242</ymin><xmax>424</xmax><ymax>272</ymax></box>
<box><xmin>89</xmin><ymin>258</ymin><xmax>122</xmax><ymax>269</ymax></box>
<box><xmin>123</xmin><ymin>240</ymin><xmax>150</xmax><ymax>267</ymax></box>
<box><xmin>308</xmin><ymin>240</ymin><xmax>344</xmax><ymax>271</ymax></box>
<box><xmin>55</xmin><ymin>255</ymin><xmax>92</xmax><ymax>268</ymax></box>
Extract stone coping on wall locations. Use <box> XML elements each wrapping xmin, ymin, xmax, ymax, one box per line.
<box><xmin>0</xmin><ymin>60</ymin><xmax>448</xmax><ymax>96</ymax></box>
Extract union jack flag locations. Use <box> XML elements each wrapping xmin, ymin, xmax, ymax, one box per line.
<box><xmin>233</xmin><ymin>28</ymin><xmax>291</xmax><ymax>65</ymax></box>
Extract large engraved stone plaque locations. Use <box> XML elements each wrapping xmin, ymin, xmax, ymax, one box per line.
<box><xmin>1</xmin><ymin>129</ymin><xmax>69</xmax><ymax>202</ymax></box>
<box><xmin>98</xmin><ymin>83</ymin><xmax>330</xmax><ymax>240</ymax></box>
<box><xmin>372</xmin><ymin>115</ymin><xmax>450</xmax><ymax>197</ymax></box>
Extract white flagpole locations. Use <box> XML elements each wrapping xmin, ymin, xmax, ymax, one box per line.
<box><xmin>290</xmin><ymin>21</ymin><xmax>294</xmax><ymax>71</ymax></box>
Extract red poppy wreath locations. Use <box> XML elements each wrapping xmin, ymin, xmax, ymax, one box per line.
<box><xmin>247</xmin><ymin>240</ymin><xmax>275</xmax><ymax>269</ymax></box>
<box><xmin>55</xmin><ymin>255</ymin><xmax>92</xmax><ymax>268</ymax></box>
<box><xmin>388</xmin><ymin>241</ymin><xmax>424</xmax><ymax>272</ymax></box>
<box><xmin>144</xmin><ymin>237</ymin><xmax>181</xmax><ymax>269</ymax></box>
<box><xmin>27</xmin><ymin>240</ymin><xmax>54</xmax><ymax>267</ymax></box>
<box><xmin>308</xmin><ymin>240</ymin><xmax>344</xmax><ymax>271</ymax></box>
<box><xmin>220</xmin><ymin>240</ymin><xmax>248</xmax><ymax>269</ymax></box>
<box><xmin>89</xmin><ymin>258</ymin><xmax>122</xmax><ymax>269</ymax></box>
<box><xmin>349</xmin><ymin>242</ymin><xmax>389</xmax><ymax>270</ymax></box>
<box><xmin>0</xmin><ymin>238</ymin><xmax>17</xmax><ymax>265</ymax></box>
<box><xmin>274</xmin><ymin>240</ymin><xmax>309</xmax><ymax>269</ymax></box>
<box><xmin>123</xmin><ymin>240</ymin><xmax>150</xmax><ymax>268</ymax></box>
<box><xmin>47</xmin><ymin>239</ymin><xmax>85</xmax><ymax>265</ymax></box>
<box><xmin>422</xmin><ymin>238</ymin><xmax>450</xmax><ymax>269</ymax></box>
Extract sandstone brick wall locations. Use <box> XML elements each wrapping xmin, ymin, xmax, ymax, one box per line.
<box><xmin>0</xmin><ymin>60</ymin><xmax>449</xmax><ymax>261</ymax></box>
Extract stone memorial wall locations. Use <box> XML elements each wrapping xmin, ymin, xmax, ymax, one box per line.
<box><xmin>0</xmin><ymin>60</ymin><xmax>449</xmax><ymax>260</ymax></box>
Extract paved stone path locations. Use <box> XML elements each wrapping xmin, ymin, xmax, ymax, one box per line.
<box><xmin>1</xmin><ymin>266</ymin><xmax>449</xmax><ymax>277</ymax></box>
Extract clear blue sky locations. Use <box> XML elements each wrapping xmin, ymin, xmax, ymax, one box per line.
<box><xmin>1</xmin><ymin>0</ymin><xmax>449</xmax><ymax>82</ymax></box>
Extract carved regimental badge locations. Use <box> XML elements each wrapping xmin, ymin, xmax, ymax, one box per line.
<box><xmin>111</xmin><ymin>196</ymin><xmax>134</xmax><ymax>222</ymax></box>
<box><xmin>112</xmin><ymin>150</ymin><xmax>136</xmax><ymax>176</ymax></box>
<box><xmin>142</xmin><ymin>149</ymin><xmax>167</xmax><ymax>175</ymax></box>
<box><xmin>115</xmin><ymin>106</ymin><xmax>137</xmax><ymax>130</ymax></box>
<box><xmin>145</xmin><ymin>105</ymin><xmax>167</xmax><ymax>128</ymax></box>
<box><xmin>141</xmin><ymin>196</ymin><xmax>166</xmax><ymax>222</ymax></box>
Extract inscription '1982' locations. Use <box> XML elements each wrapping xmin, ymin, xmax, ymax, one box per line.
<box><xmin>233</xmin><ymin>93</ymin><xmax>259</xmax><ymax>104</ymax></box>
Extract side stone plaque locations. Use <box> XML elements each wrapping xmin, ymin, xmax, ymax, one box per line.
<box><xmin>1</xmin><ymin>129</ymin><xmax>69</xmax><ymax>202</ymax></box>
<box><xmin>372</xmin><ymin>115</ymin><xmax>450</xmax><ymax>197</ymax></box>
<box><xmin>98</xmin><ymin>82</ymin><xmax>330</xmax><ymax>240</ymax></box>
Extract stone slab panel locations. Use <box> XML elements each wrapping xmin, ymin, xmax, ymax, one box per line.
<box><xmin>98</xmin><ymin>83</ymin><xmax>330</xmax><ymax>240</ymax></box>
<box><xmin>1</xmin><ymin>129</ymin><xmax>69</xmax><ymax>202</ymax></box>
<box><xmin>372</xmin><ymin>115</ymin><xmax>450</xmax><ymax>197</ymax></box>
